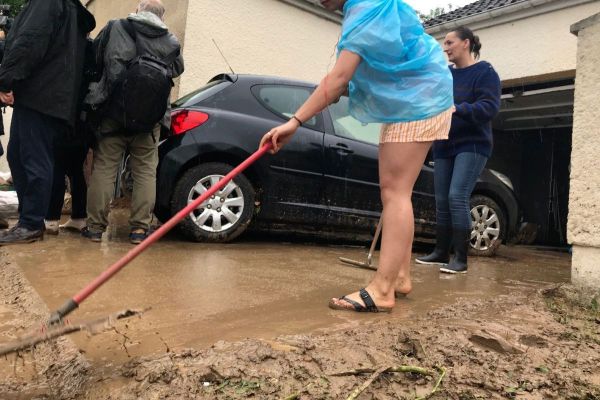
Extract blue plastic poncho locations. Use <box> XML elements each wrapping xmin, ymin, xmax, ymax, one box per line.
<box><xmin>338</xmin><ymin>0</ymin><xmax>454</xmax><ymax>123</ymax></box>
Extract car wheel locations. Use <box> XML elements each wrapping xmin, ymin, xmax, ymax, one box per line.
<box><xmin>171</xmin><ymin>162</ymin><xmax>255</xmax><ymax>242</ymax></box>
<box><xmin>469</xmin><ymin>195</ymin><xmax>505</xmax><ymax>257</ymax></box>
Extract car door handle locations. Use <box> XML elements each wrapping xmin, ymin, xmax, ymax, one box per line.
<box><xmin>329</xmin><ymin>144</ymin><xmax>354</xmax><ymax>155</ymax></box>
<box><xmin>428</xmin><ymin>161</ymin><xmax>435</xmax><ymax>167</ymax></box>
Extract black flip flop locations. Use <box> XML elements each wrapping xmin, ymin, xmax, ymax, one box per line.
<box><xmin>329</xmin><ymin>288</ymin><xmax>392</xmax><ymax>313</ymax></box>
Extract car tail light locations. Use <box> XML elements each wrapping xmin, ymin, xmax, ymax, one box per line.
<box><xmin>171</xmin><ymin>110</ymin><xmax>209</xmax><ymax>136</ymax></box>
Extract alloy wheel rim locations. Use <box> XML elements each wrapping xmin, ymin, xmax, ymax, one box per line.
<box><xmin>470</xmin><ymin>205</ymin><xmax>501</xmax><ymax>251</ymax></box>
<box><xmin>187</xmin><ymin>175</ymin><xmax>245</xmax><ymax>233</ymax></box>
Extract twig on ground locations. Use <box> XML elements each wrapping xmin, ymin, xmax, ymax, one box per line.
<box><xmin>346</xmin><ymin>366</ymin><xmax>391</xmax><ymax>400</ymax></box>
<box><xmin>416</xmin><ymin>367</ymin><xmax>446</xmax><ymax>400</ymax></box>
<box><xmin>0</xmin><ymin>309</ymin><xmax>149</xmax><ymax>357</ymax></box>
<box><xmin>332</xmin><ymin>365</ymin><xmax>434</xmax><ymax>377</ymax></box>
<box><xmin>341</xmin><ymin>365</ymin><xmax>435</xmax><ymax>400</ymax></box>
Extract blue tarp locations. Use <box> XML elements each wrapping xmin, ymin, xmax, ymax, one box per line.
<box><xmin>338</xmin><ymin>0</ymin><xmax>454</xmax><ymax>123</ymax></box>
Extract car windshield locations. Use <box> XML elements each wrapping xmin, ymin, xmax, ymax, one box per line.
<box><xmin>172</xmin><ymin>79</ymin><xmax>231</xmax><ymax>108</ymax></box>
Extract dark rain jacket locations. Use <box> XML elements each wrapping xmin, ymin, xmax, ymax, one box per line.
<box><xmin>0</xmin><ymin>0</ymin><xmax>96</xmax><ymax>126</ymax></box>
<box><xmin>85</xmin><ymin>11</ymin><xmax>184</xmax><ymax>131</ymax></box>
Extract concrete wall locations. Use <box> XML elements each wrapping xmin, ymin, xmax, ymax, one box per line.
<box><xmin>568</xmin><ymin>13</ymin><xmax>600</xmax><ymax>289</ymax></box>
<box><xmin>179</xmin><ymin>0</ymin><xmax>341</xmax><ymax>97</ymax></box>
<box><xmin>431</xmin><ymin>1</ymin><xmax>600</xmax><ymax>85</ymax></box>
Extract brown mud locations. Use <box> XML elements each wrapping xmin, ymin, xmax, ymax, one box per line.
<box><xmin>2</xmin><ymin>247</ymin><xmax>600</xmax><ymax>399</ymax></box>
<box><xmin>0</xmin><ymin>252</ymin><xmax>89</xmax><ymax>399</ymax></box>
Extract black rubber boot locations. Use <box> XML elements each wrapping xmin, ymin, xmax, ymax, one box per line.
<box><xmin>440</xmin><ymin>229</ymin><xmax>471</xmax><ymax>274</ymax></box>
<box><xmin>416</xmin><ymin>225</ymin><xmax>452</xmax><ymax>265</ymax></box>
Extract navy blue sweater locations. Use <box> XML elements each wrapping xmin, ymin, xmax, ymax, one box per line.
<box><xmin>433</xmin><ymin>61</ymin><xmax>501</xmax><ymax>159</ymax></box>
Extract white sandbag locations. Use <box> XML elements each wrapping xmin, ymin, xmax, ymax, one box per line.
<box><xmin>0</xmin><ymin>191</ymin><xmax>18</xmax><ymax>218</ymax></box>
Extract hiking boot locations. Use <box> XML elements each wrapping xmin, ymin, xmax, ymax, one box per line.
<box><xmin>60</xmin><ymin>218</ymin><xmax>87</xmax><ymax>232</ymax></box>
<box><xmin>416</xmin><ymin>225</ymin><xmax>451</xmax><ymax>266</ymax></box>
<box><xmin>129</xmin><ymin>228</ymin><xmax>150</xmax><ymax>245</ymax></box>
<box><xmin>0</xmin><ymin>217</ymin><xmax>8</xmax><ymax>230</ymax></box>
<box><xmin>45</xmin><ymin>220</ymin><xmax>60</xmax><ymax>236</ymax></box>
<box><xmin>440</xmin><ymin>229</ymin><xmax>471</xmax><ymax>274</ymax></box>
<box><xmin>0</xmin><ymin>225</ymin><xmax>44</xmax><ymax>246</ymax></box>
<box><xmin>81</xmin><ymin>227</ymin><xmax>103</xmax><ymax>242</ymax></box>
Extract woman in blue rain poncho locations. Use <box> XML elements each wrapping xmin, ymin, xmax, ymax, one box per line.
<box><xmin>260</xmin><ymin>0</ymin><xmax>454</xmax><ymax>313</ymax></box>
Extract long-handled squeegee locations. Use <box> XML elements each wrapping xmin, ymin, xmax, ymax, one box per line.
<box><xmin>338</xmin><ymin>216</ymin><xmax>382</xmax><ymax>271</ymax></box>
<box><xmin>48</xmin><ymin>143</ymin><xmax>273</xmax><ymax>325</ymax></box>
<box><xmin>0</xmin><ymin>144</ymin><xmax>272</xmax><ymax>357</ymax></box>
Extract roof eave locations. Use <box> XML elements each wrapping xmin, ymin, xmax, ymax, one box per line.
<box><xmin>426</xmin><ymin>0</ymin><xmax>595</xmax><ymax>38</ymax></box>
<box><xmin>278</xmin><ymin>0</ymin><xmax>343</xmax><ymax>24</ymax></box>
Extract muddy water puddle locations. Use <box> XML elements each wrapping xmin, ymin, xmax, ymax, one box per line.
<box><xmin>4</xmin><ymin>228</ymin><xmax>570</xmax><ymax>371</ymax></box>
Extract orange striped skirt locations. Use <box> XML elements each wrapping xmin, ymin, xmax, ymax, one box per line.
<box><xmin>380</xmin><ymin>107</ymin><xmax>454</xmax><ymax>143</ymax></box>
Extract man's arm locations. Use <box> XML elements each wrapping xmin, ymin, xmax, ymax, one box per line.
<box><xmin>171</xmin><ymin>52</ymin><xmax>184</xmax><ymax>79</ymax></box>
<box><xmin>0</xmin><ymin>0</ymin><xmax>63</xmax><ymax>92</ymax></box>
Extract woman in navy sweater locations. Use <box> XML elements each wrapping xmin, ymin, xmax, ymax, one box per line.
<box><xmin>416</xmin><ymin>26</ymin><xmax>501</xmax><ymax>274</ymax></box>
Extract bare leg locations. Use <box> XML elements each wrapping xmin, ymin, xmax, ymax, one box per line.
<box><xmin>330</xmin><ymin>141</ymin><xmax>432</xmax><ymax>310</ymax></box>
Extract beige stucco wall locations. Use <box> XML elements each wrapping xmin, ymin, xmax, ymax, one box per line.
<box><xmin>86</xmin><ymin>0</ymin><xmax>189</xmax><ymax>43</ymax></box>
<box><xmin>178</xmin><ymin>0</ymin><xmax>341</xmax><ymax>98</ymax></box>
<box><xmin>85</xmin><ymin>0</ymin><xmax>189</xmax><ymax>98</ymax></box>
<box><xmin>568</xmin><ymin>13</ymin><xmax>600</xmax><ymax>289</ymax></box>
<box><xmin>433</xmin><ymin>1</ymin><xmax>600</xmax><ymax>84</ymax></box>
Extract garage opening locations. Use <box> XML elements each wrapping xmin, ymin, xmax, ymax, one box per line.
<box><xmin>488</xmin><ymin>79</ymin><xmax>574</xmax><ymax>247</ymax></box>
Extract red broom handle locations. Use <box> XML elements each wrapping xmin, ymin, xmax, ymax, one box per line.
<box><xmin>49</xmin><ymin>143</ymin><xmax>272</xmax><ymax>324</ymax></box>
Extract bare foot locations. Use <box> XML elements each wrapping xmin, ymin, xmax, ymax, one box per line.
<box><xmin>394</xmin><ymin>276</ymin><xmax>412</xmax><ymax>297</ymax></box>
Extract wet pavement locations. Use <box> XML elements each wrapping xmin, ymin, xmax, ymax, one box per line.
<box><xmin>2</xmin><ymin>213</ymin><xmax>571</xmax><ymax>372</ymax></box>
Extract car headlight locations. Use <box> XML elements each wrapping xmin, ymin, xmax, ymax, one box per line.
<box><xmin>489</xmin><ymin>169</ymin><xmax>514</xmax><ymax>191</ymax></box>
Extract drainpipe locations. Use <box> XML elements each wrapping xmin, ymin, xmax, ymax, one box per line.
<box><xmin>426</xmin><ymin>0</ymin><xmax>597</xmax><ymax>37</ymax></box>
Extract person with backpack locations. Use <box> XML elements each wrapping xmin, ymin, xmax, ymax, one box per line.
<box><xmin>82</xmin><ymin>0</ymin><xmax>184</xmax><ymax>244</ymax></box>
<box><xmin>0</xmin><ymin>0</ymin><xmax>96</xmax><ymax>245</ymax></box>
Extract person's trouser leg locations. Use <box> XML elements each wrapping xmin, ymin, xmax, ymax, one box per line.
<box><xmin>66</xmin><ymin>145</ymin><xmax>89</xmax><ymax>220</ymax></box>
<box><xmin>47</xmin><ymin>145</ymin><xmax>68</xmax><ymax>221</ymax></box>
<box><xmin>416</xmin><ymin>157</ymin><xmax>454</xmax><ymax>264</ymax></box>
<box><xmin>128</xmin><ymin>128</ymin><xmax>159</xmax><ymax>231</ymax></box>
<box><xmin>433</xmin><ymin>157</ymin><xmax>454</xmax><ymax>228</ymax></box>
<box><xmin>7</xmin><ymin>107</ymin><xmax>58</xmax><ymax>231</ymax></box>
<box><xmin>448</xmin><ymin>152</ymin><xmax>488</xmax><ymax>233</ymax></box>
<box><xmin>87</xmin><ymin>136</ymin><xmax>127</xmax><ymax>232</ymax></box>
<box><xmin>7</xmin><ymin>110</ymin><xmax>25</xmax><ymax>215</ymax></box>
<box><xmin>441</xmin><ymin>152</ymin><xmax>488</xmax><ymax>273</ymax></box>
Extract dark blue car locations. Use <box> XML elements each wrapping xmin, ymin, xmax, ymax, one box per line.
<box><xmin>151</xmin><ymin>74</ymin><xmax>521</xmax><ymax>256</ymax></box>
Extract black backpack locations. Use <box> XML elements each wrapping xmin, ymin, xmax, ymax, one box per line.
<box><xmin>107</xmin><ymin>19</ymin><xmax>180</xmax><ymax>135</ymax></box>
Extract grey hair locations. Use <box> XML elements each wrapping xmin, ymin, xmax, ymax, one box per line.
<box><xmin>138</xmin><ymin>0</ymin><xmax>166</xmax><ymax>20</ymax></box>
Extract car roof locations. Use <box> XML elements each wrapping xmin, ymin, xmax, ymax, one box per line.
<box><xmin>209</xmin><ymin>73</ymin><xmax>317</xmax><ymax>88</ymax></box>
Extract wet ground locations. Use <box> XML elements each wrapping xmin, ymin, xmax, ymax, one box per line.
<box><xmin>1</xmin><ymin>211</ymin><xmax>571</xmax><ymax>376</ymax></box>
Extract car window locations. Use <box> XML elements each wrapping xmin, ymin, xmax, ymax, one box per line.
<box><xmin>328</xmin><ymin>96</ymin><xmax>381</xmax><ymax>145</ymax></box>
<box><xmin>253</xmin><ymin>85</ymin><xmax>318</xmax><ymax>127</ymax></box>
<box><xmin>173</xmin><ymin>80</ymin><xmax>232</xmax><ymax>108</ymax></box>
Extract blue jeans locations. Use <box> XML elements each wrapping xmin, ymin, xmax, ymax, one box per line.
<box><xmin>434</xmin><ymin>152</ymin><xmax>488</xmax><ymax>232</ymax></box>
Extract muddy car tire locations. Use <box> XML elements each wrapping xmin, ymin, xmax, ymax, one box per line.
<box><xmin>469</xmin><ymin>195</ymin><xmax>505</xmax><ymax>257</ymax></box>
<box><xmin>171</xmin><ymin>162</ymin><xmax>255</xmax><ymax>243</ymax></box>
